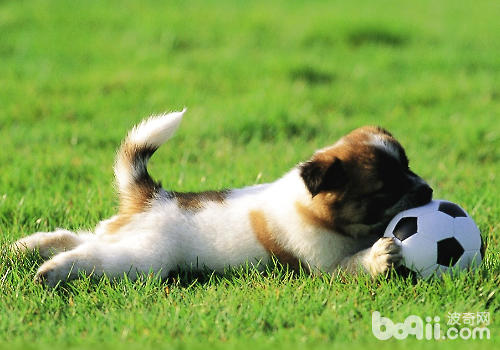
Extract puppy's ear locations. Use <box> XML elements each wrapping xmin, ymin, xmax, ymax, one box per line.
<box><xmin>300</xmin><ymin>157</ymin><xmax>347</xmax><ymax>197</ymax></box>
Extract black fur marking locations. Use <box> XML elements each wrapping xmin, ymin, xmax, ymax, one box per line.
<box><xmin>300</xmin><ymin>158</ymin><xmax>347</xmax><ymax>197</ymax></box>
<box><xmin>131</xmin><ymin>146</ymin><xmax>158</xmax><ymax>179</ymax></box>
<box><xmin>130</xmin><ymin>145</ymin><xmax>162</xmax><ymax>192</ymax></box>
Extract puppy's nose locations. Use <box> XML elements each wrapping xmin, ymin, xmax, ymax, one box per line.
<box><xmin>415</xmin><ymin>184</ymin><xmax>433</xmax><ymax>205</ymax></box>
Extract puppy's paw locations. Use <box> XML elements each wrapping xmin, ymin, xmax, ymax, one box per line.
<box><xmin>10</xmin><ymin>235</ymin><xmax>43</xmax><ymax>255</ymax></box>
<box><xmin>34</xmin><ymin>255</ymin><xmax>79</xmax><ymax>287</ymax></box>
<box><xmin>367</xmin><ymin>237</ymin><xmax>402</xmax><ymax>277</ymax></box>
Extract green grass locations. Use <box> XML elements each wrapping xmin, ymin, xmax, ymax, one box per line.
<box><xmin>0</xmin><ymin>0</ymin><xmax>499</xmax><ymax>348</ymax></box>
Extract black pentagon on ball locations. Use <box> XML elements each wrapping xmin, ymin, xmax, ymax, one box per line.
<box><xmin>437</xmin><ymin>237</ymin><xmax>464</xmax><ymax>266</ymax></box>
<box><xmin>392</xmin><ymin>217</ymin><xmax>418</xmax><ymax>241</ymax></box>
<box><xmin>438</xmin><ymin>202</ymin><xmax>467</xmax><ymax>218</ymax></box>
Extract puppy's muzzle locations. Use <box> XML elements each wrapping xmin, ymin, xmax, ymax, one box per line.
<box><xmin>383</xmin><ymin>181</ymin><xmax>433</xmax><ymax>220</ymax></box>
<box><xmin>413</xmin><ymin>183</ymin><xmax>433</xmax><ymax>206</ymax></box>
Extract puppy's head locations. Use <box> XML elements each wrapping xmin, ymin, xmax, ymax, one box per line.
<box><xmin>298</xmin><ymin>126</ymin><xmax>432</xmax><ymax>237</ymax></box>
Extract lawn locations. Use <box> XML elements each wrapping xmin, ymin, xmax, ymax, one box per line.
<box><xmin>0</xmin><ymin>0</ymin><xmax>499</xmax><ymax>349</ymax></box>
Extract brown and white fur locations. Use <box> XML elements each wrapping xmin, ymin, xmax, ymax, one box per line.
<box><xmin>12</xmin><ymin>109</ymin><xmax>433</xmax><ymax>286</ymax></box>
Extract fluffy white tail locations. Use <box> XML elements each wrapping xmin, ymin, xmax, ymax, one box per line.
<box><xmin>114</xmin><ymin>109</ymin><xmax>185</xmax><ymax>213</ymax></box>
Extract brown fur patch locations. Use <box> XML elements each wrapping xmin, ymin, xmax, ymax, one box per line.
<box><xmin>174</xmin><ymin>190</ymin><xmax>229</xmax><ymax>211</ymax></box>
<box><xmin>107</xmin><ymin>182</ymin><xmax>159</xmax><ymax>233</ymax></box>
<box><xmin>105</xmin><ymin>215</ymin><xmax>133</xmax><ymax>234</ymax></box>
<box><xmin>295</xmin><ymin>199</ymin><xmax>336</xmax><ymax>231</ymax></box>
<box><xmin>249</xmin><ymin>210</ymin><xmax>306</xmax><ymax>272</ymax></box>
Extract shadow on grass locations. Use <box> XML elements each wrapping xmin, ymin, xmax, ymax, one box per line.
<box><xmin>346</xmin><ymin>26</ymin><xmax>409</xmax><ymax>47</ymax></box>
<box><xmin>223</xmin><ymin>110</ymin><xmax>321</xmax><ymax>143</ymax></box>
<box><xmin>289</xmin><ymin>65</ymin><xmax>336</xmax><ymax>85</ymax></box>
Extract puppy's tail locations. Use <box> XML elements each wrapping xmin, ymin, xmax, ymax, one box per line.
<box><xmin>114</xmin><ymin>109</ymin><xmax>185</xmax><ymax>213</ymax></box>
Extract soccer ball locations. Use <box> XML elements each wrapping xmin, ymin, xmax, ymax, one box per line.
<box><xmin>383</xmin><ymin>200</ymin><xmax>484</xmax><ymax>278</ymax></box>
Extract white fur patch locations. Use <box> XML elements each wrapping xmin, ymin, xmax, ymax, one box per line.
<box><xmin>128</xmin><ymin>108</ymin><xmax>186</xmax><ymax>147</ymax></box>
<box><xmin>368</xmin><ymin>134</ymin><xmax>401</xmax><ymax>160</ymax></box>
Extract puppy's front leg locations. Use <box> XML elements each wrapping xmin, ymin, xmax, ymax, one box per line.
<box><xmin>34</xmin><ymin>241</ymin><xmax>172</xmax><ymax>287</ymax></box>
<box><xmin>339</xmin><ymin>237</ymin><xmax>402</xmax><ymax>277</ymax></box>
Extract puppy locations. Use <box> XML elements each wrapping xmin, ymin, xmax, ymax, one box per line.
<box><xmin>13</xmin><ymin>109</ymin><xmax>432</xmax><ymax>286</ymax></box>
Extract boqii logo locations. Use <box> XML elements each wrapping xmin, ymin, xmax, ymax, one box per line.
<box><xmin>372</xmin><ymin>311</ymin><xmax>491</xmax><ymax>340</ymax></box>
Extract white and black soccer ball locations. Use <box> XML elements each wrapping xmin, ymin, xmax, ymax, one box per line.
<box><xmin>384</xmin><ymin>200</ymin><xmax>484</xmax><ymax>278</ymax></box>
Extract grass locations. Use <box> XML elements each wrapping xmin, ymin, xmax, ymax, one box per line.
<box><xmin>0</xmin><ymin>0</ymin><xmax>499</xmax><ymax>348</ymax></box>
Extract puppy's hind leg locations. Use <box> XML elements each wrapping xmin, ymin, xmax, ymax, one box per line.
<box><xmin>12</xmin><ymin>229</ymin><xmax>94</xmax><ymax>259</ymax></box>
<box><xmin>34</xmin><ymin>239</ymin><xmax>173</xmax><ymax>287</ymax></box>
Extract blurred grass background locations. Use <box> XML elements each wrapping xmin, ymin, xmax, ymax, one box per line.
<box><xmin>0</xmin><ymin>0</ymin><xmax>499</xmax><ymax>349</ymax></box>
